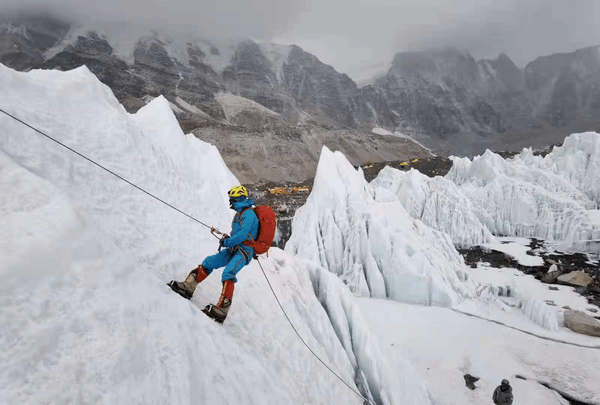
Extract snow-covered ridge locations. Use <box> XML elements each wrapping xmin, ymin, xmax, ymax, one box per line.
<box><xmin>286</xmin><ymin>146</ymin><xmax>477</xmax><ymax>307</ymax></box>
<box><xmin>215</xmin><ymin>92</ymin><xmax>280</xmax><ymax>122</ymax></box>
<box><xmin>1</xmin><ymin>64</ymin><xmax>431</xmax><ymax>404</ymax></box>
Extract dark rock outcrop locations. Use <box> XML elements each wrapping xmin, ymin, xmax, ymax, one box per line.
<box><xmin>374</xmin><ymin>46</ymin><xmax>600</xmax><ymax>155</ymax></box>
<box><xmin>463</xmin><ymin>374</ymin><xmax>480</xmax><ymax>390</ymax></box>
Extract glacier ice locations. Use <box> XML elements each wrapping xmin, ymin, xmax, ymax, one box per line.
<box><xmin>371</xmin><ymin>136</ymin><xmax>600</xmax><ymax>252</ymax></box>
<box><xmin>302</xmin><ymin>260</ymin><xmax>436</xmax><ymax>405</ymax></box>
<box><xmin>447</xmin><ymin>140</ymin><xmax>600</xmax><ymax>251</ymax></box>
<box><xmin>515</xmin><ymin>133</ymin><xmax>600</xmax><ymax>206</ymax></box>
<box><xmin>286</xmin><ymin>146</ymin><xmax>477</xmax><ymax>307</ymax></box>
<box><xmin>372</xmin><ymin>167</ymin><xmax>495</xmax><ymax>247</ymax></box>
<box><xmin>1</xmin><ymin>64</ymin><xmax>413</xmax><ymax>405</ymax></box>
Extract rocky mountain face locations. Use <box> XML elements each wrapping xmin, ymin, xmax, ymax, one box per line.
<box><xmin>0</xmin><ymin>16</ymin><xmax>70</xmax><ymax>69</ymax></box>
<box><xmin>1</xmin><ymin>15</ymin><xmax>432</xmax><ymax>182</ymax></box>
<box><xmin>525</xmin><ymin>46</ymin><xmax>600</xmax><ymax>128</ymax></box>
<box><xmin>377</xmin><ymin>49</ymin><xmax>528</xmax><ymax>152</ymax></box>
<box><xmin>377</xmin><ymin>46</ymin><xmax>600</xmax><ymax>154</ymax></box>
<box><xmin>2</xmin><ymin>15</ymin><xmax>600</xmax><ymax>163</ymax></box>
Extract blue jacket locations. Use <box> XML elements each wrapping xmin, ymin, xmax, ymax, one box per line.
<box><xmin>222</xmin><ymin>198</ymin><xmax>259</xmax><ymax>256</ymax></box>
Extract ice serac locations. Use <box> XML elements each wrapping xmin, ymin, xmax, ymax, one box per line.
<box><xmin>0</xmin><ymin>64</ymin><xmax>383</xmax><ymax>404</ymax></box>
<box><xmin>286</xmin><ymin>146</ymin><xmax>477</xmax><ymax>306</ymax></box>
<box><xmin>372</xmin><ymin>167</ymin><xmax>495</xmax><ymax>247</ymax></box>
<box><xmin>302</xmin><ymin>260</ymin><xmax>436</xmax><ymax>405</ymax></box>
<box><xmin>446</xmin><ymin>139</ymin><xmax>599</xmax><ymax>251</ymax></box>
<box><xmin>514</xmin><ymin>132</ymin><xmax>600</xmax><ymax>206</ymax></box>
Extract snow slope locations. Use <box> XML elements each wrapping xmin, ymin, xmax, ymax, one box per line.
<box><xmin>371</xmin><ymin>126</ymin><xmax>395</xmax><ymax>136</ymax></box>
<box><xmin>215</xmin><ymin>91</ymin><xmax>280</xmax><ymax>122</ymax></box>
<box><xmin>0</xmin><ymin>64</ymin><xmax>431</xmax><ymax>405</ymax></box>
<box><xmin>361</xmin><ymin>299</ymin><xmax>600</xmax><ymax>405</ymax></box>
<box><xmin>286</xmin><ymin>146</ymin><xmax>477</xmax><ymax>307</ymax></box>
<box><xmin>482</xmin><ymin>237</ymin><xmax>544</xmax><ymax>267</ymax></box>
<box><xmin>458</xmin><ymin>261</ymin><xmax>600</xmax><ymax>341</ymax></box>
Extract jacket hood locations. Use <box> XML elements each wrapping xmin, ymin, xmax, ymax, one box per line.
<box><xmin>231</xmin><ymin>198</ymin><xmax>255</xmax><ymax>213</ymax></box>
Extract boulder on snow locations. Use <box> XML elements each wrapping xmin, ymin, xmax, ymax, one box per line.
<box><xmin>547</xmin><ymin>264</ymin><xmax>558</xmax><ymax>273</ymax></box>
<box><xmin>463</xmin><ymin>374</ymin><xmax>480</xmax><ymax>390</ymax></box>
<box><xmin>557</xmin><ymin>271</ymin><xmax>593</xmax><ymax>287</ymax></box>
<box><xmin>564</xmin><ymin>310</ymin><xmax>600</xmax><ymax>337</ymax></box>
<box><xmin>542</xmin><ymin>271</ymin><xmax>561</xmax><ymax>284</ymax></box>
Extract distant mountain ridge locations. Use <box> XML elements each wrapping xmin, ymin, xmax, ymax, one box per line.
<box><xmin>378</xmin><ymin>45</ymin><xmax>600</xmax><ymax>154</ymax></box>
<box><xmin>2</xmin><ymin>15</ymin><xmax>600</xmax><ymax>158</ymax></box>
<box><xmin>0</xmin><ymin>15</ymin><xmax>432</xmax><ymax>183</ymax></box>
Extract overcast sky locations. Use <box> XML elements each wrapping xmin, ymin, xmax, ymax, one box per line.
<box><xmin>2</xmin><ymin>0</ymin><xmax>600</xmax><ymax>80</ymax></box>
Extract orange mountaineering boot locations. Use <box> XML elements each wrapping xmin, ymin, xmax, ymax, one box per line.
<box><xmin>167</xmin><ymin>265</ymin><xmax>209</xmax><ymax>300</ymax></box>
<box><xmin>202</xmin><ymin>279</ymin><xmax>235</xmax><ymax>324</ymax></box>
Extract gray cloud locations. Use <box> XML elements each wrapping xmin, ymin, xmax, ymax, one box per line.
<box><xmin>0</xmin><ymin>0</ymin><xmax>307</xmax><ymax>41</ymax></box>
<box><xmin>2</xmin><ymin>0</ymin><xmax>599</xmax><ymax>79</ymax></box>
<box><xmin>279</xmin><ymin>0</ymin><xmax>600</xmax><ymax>78</ymax></box>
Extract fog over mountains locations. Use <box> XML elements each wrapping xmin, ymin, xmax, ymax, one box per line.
<box><xmin>2</xmin><ymin>15</ymin><xmax>600</xmax><ymax>163</ymax></box>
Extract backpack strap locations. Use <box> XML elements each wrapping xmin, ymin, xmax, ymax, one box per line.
<box><xmin>236</xmin><ymin>207</ymin><xmax>254</xmax><ymax>225</ymax></box>
<box><xmin>238</xmin><ymin>207</ymin><xmax>257</xmax><ymax>249</ymax></box>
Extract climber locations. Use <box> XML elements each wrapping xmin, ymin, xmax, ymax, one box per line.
<box><xmin>492</xmin><ymin>379</ymin><xmax>513</xmax><ymax>405</ymax></box>
<box><xmin>167</xmin><ymin>185</ymin><xmax>259</xmax><ymax>324</ymax></box>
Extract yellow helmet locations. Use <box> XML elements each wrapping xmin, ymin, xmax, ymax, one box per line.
<box><xmin>228</xmin><ymin>185</ymin><xmax>248</xmax><ymax>198</ymax></box>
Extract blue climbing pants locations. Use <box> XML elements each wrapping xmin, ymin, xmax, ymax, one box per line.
<box><xmin>202</xmin><ymin>248</ymin><xmax>253</xmax><ymax>283</ymax></box>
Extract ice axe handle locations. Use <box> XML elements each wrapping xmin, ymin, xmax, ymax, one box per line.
<box><xmin>211</xmin><ymin>228</ymin><xmax>229</xmax><ymax>251</ymax></box>
<box><xmin>210</xmin><ymin>228</ymin><xmax>228</xmax><ymax>238</ymax></box>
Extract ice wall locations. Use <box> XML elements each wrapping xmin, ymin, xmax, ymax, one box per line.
<box><xmin>302</xmin><ymin>260</ymin><xmax>436</xmax><ymax>405</ymax></box>
<box><xmin>447</xmin><ymin>145</ymin><xmax>599</xmax><ymax>251</ymax></box>
<box><xmin>372</xmin><ymin>167</ymin><xmax>495</xmax><ymax>247</ymax></box>
<box><xmin>286</xmin><ymin>146</ymin><xmax>477</xmax><ymax>307</ymax></box>
<box><xmin>516</xmin><ymin>132</ymin><xmax>600</xmax><ymax>206</ymax></box>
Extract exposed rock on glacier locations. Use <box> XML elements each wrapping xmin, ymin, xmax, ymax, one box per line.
<box><xmin>564</xmin><ymin>310</ymin><xmax>600</xmax><ymax>337</ymax></box>
<box><xmin>557</xmin><ymin>271</ymin><xmax>593</xmax><ymax>288</ymax></box>
<box><xmin>372</xmin><ymin>167</ymin><xmax>495</xmax><ymax>247</ymax></box>
<box><xmin>286</xmin><ymin>146</ymin><xmax>477</xmax><ymax>307</ymax></box>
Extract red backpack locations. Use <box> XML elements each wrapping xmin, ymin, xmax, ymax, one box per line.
<box><xmin>241</xmin><ymin>206</ymin><xmax>277</xmax><ymax>255</ymax></box>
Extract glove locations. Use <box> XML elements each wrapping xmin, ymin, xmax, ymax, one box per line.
<box><xmin>219</xmin><ymin>237</ymin><xmax>229</xmax><ymax>250</ymax></box>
